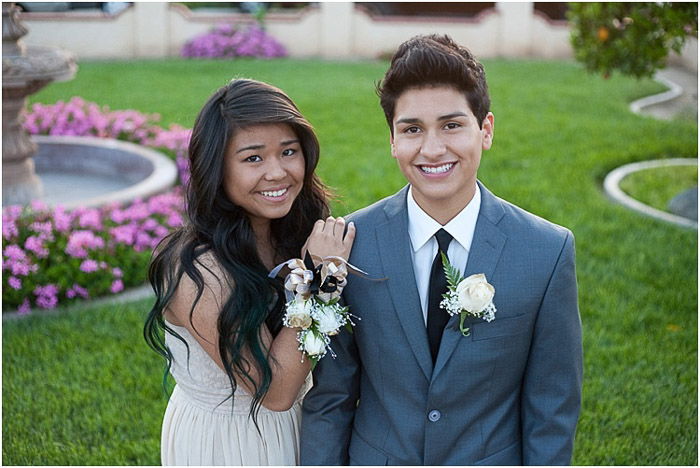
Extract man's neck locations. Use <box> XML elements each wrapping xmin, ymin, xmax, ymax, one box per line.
<box><xmin>411</xmin><ymin>183</ymin><xmax>477</xmax><ymax>225</ymax></box>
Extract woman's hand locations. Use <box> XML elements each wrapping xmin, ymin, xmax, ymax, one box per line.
<box><xmin>303</xmin><ymin>216</ymin><xmax>356</xmax><ymax>262</ymax></box>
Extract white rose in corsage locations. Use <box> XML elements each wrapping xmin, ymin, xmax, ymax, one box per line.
<box><xmin>273</xmin><ymin>252</ymin><xmax>364</xmax><ymax>368</ymax></box>
<box><xmin>440</xmin><ymin>253</ymin><xmax>497</xmax><ymax>336</ymax></box>
<box><xmin>300</xmin><ymin>330</ymin><xmax>329</xmax><ymax>357</ymax></box>
<box><xmin>313</xmin><ymin>303</ymin><xmax>345</xmax><ymax>336</ymax></box>
<box><xmin>283</xmin><ymin>297</ymin><xmax>313</xmax><ymax>330</ymax></box>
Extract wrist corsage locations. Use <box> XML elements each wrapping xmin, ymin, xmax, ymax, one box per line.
<box><xmin>271</xmin><ymin>253</ymin><xmax>361</xmax><ymax>367</ymax></box>
<box><xmin>440</xmin><ymin>253</ymin><xmax>497</xmax><ymax>336</ymax></box>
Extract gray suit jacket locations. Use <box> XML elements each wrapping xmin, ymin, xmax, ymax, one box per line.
<box><xmin>301</xmin><ymin>182</ymin><xmax>583</xmax><ymax>465</ymax></box>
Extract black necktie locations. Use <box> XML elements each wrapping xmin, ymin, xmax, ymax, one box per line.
<box><xmin>427</xmin><ymin>228</ymin><xmax>453</xmax><ymax>363</ymax></box>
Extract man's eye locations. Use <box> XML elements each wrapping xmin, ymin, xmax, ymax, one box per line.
<box><xmin>244</xmin><ymin>155</ymin><xmax>262</xmax><ymax>162</ymax></box>
<box><xmin>404</xmin><ymin>126</ymin><xmax>421</xmax><ymax>134</ymax></box>
<box><xmin>445</xmin><ymin>122</ymin><xmax>461</xmax><ymax>130</ymax></box>
<box><xmin>282</xmin><ymin>148</ymin><xmax>297</xmax><ymax>157</ymax></box>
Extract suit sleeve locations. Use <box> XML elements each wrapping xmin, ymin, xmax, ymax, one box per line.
<box><xmin>521</xmin><ymin>231</ymin><xmax>583</xmax><ymax>465</ymax></box>
<box><xmin>300</xmin><ymin>301</ymin><xmax>361</xmax><ymax>465</ymax></box>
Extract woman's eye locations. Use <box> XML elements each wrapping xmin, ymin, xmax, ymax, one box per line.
<box><xmin>244</xmin><ymin>155</ymin><xmax>262</xmax><ymax>163</ymax></box>
<box><xmin>282</xmin><ymin>148</ymin><xmax>297</xmax><ymax>157</ymax></box>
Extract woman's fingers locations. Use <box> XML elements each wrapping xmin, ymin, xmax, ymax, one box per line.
<box><xmin>344</xmin><ymin>221</ymin><xmax>356</xmax><ymax>245</ymax></box>
<box><xmin>304</xmin><ymin>217</ymin><xmax>356</xmax><ymax>261</ymax></box>
<box><xmin>333</xmin><ymin>216</ymin><xmax>345</xmax><ymax>236</ymax></box>
<box><xmin>312</xmin><ymin>218</ymin><xmax>325</xmax><ymax>235</ymax></box>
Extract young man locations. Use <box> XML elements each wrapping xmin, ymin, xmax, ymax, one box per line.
<box><xmin>300</xmin><ymin>34</ymin><xmax>583</xmax><ymax>465</ymax></box>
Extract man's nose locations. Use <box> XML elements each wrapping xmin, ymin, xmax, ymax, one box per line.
<box><xmin>421</xmin><ymin>132</ymin><xmax>447</xmax><ymax>159</ymax></box>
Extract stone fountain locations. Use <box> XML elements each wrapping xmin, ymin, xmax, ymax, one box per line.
<box><xmin>2</xmin><ymin>1</ymin><xmax>76</xmax><ymax>205</ymax></box>
<box><xmin>2</xmin><ymin>2</ymin><xmax>177</xmax><ymax>209</ymax></box>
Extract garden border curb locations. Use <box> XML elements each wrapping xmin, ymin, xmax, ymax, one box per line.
<box><xmin>603</xmin><ymin>158</ymin><xmax>698</xmax><ymax>229</ymax></box>
<box><xmin>629</xmin><ymin>74</ymin><xmax>683</xmax><ymax>116</ymax></box>
<box><xmin>2</xmin><ymin>284</ymin><xmax>154</xmax><ymax>320</ymax></box>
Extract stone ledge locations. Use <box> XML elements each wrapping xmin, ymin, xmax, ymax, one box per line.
<box><xmin>2</xmin><ymin>284</ymin><xmax>154</xmax><ymax>320</ymax></box>
<box><xmin>603</xmin><ymin>158</ymin><xmax>698</xmax><ymax>229</ymax></box>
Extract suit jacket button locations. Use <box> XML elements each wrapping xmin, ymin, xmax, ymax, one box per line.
<box><xmin>428</xmin><ymin>409</ymin><xmax>441</xmax><ymax>422</ymax></box>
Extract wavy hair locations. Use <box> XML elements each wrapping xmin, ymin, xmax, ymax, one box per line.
<box><xmin>144</xmin><ymin>79</ymin><xmax>330</xmax><ymax>424</ymax></box>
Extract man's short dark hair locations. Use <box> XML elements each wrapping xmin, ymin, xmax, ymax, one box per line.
<box><xmin>377</xmin><ymin>34</ymin><xmax>491</xmax><ymax>132</ymax></box>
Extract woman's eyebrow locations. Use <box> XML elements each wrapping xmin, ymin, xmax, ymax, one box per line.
<box><xmin>235</xmin><ymin>144</ymin><xmax>264</xmax><ymax>154</ymax></box>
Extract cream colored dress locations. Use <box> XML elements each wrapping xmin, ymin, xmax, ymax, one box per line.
<box><xmin>161</xmin><ymin>321</ymin><xmax>311</xmax><ymax>466</ymax></box>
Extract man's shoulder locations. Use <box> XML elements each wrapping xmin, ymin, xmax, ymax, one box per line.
<box><xmin>345</xmin><ymin>189</ymin><xmax>405</xmax><ymax>227</ymax></box>
<box><xmin>488</xmin><ymin>189</ymin><xmax>573</xmax><ymax>246</ymax></box>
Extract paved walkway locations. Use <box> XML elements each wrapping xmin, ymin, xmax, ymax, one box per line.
<box><xmin>605</xmin><ymin>64</ymin><xmax>699</xmax><ymax>229</ymax></box>
<box><xmin>634</xmin><ymin>65</ymin><xmax>698</xmax><ymax>120</ymax></box>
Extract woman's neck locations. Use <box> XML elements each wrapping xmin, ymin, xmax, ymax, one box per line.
<box><xmin>251</xmin><ymin>219</ymin><xmax>275</xmax><ymax>270</ymax></box>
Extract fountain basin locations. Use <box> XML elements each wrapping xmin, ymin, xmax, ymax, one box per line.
<box><xmin>31</xmin><ymin>135</ymin><xmax>178</xmax><ymax>209</ymax></box>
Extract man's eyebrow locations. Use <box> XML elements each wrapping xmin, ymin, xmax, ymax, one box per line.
<box><xmin>438</xmin><ymin>112</ymin><xmax>470</xmax><ymax>120</ymax></box>
<box><xmin>395</xmin><ymin>112</ymin><xmax>469</xmax><ymax>125</ymax></box>
<box><xmin>394</xmin><ymin>117</ymin><xmax>421</xmax><ymax>125</ymax></box>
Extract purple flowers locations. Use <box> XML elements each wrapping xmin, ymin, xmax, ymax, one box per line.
<box><xmin>2</xmin><ymin>190</ymin><xmax>185</xmax><ymax>313</ymax></box>
<box><xmin>23</xmin><ymin>98</ymin><xmax>192</xmax><ymax>186</ymax></box>
<box><xmin>79</xmin><ymin>259</ymin><xmax>99</xmax><ymax>273</ymax></box>
<box><xmin>34</xmin><ymin>284</ymin><xmax>59</xmax><ymax>310</ymax></box>
<box><xmin>110</xmin><ymin>280</ymin><xmax>124</xmax><ymax>294</ymax></box>
<box><xmin>8</xmin><ymin>277</ymin><xmax>22</xmax><ymax>290</ymax></box>
<box><xmin>66</xmin><ymin>284</ymin><xmax>89</xmax><ymax>299</ymax></box>
<box><xmin>65</xmin><ymin>230</ymin><xmax>105</xmax><ymax>258</ymax></box>
<box><xmin>4</xmin><ymin>98</ymin><xmax>191</xmax><ymax>315</ymax></box>
<box><xmin>181</xmin><ymin>23</ymin><xmax>287</xmax><ymax>59</ymax></box>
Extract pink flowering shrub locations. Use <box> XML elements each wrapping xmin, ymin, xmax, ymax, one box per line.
<box><xmin>24</xmin><ymin>97</ymin><xmax>192</xmax><ymax>185</ymax></box>
<box><xmin>2</xmin><ymin>99</ymin><xmax>193</xmax><ymax>314</ymax></box>
<box><xmin>2</xmin><ymin>191</ymin><xmax>184</xmax><ymax>313</ymax></box>
<box><xmin>181</xmin><ymin>23</ymin><xmax>287</xmax><ymax>59</ymax></box>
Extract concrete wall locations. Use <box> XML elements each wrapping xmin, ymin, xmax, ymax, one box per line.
<box><xmin>19</xmin><ymin>2</ymin><xmax>572</xmax><ymax>60</ymax></box>
<box><xmin>17</xmin><ymin>2</ymin><xmax>697</xmax><ymax>72</ymax></box>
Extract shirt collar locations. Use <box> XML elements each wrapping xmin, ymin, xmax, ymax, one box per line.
<box><xmin>407</xmin><ymin>184</ymin><xmax>481</xmax><ymax>253</ymax></box>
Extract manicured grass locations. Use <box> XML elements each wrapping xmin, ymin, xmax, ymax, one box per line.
<box><xmin>620</xmin><ymin>165</ymin><xmax>698</xmax><ymax>211</ymax></box>
<box><xmin>5</xmin><ymin>58</ymin><xmax>697</xmax><ymax>465</ymax></box>
<box><xmin>3</xmin><ymin>298</ymin><xmax>165</xmax><ymax>465</ymax></box>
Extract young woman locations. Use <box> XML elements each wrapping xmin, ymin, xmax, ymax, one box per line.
<box><xmin>145</xmin><ymin>79</ymin><xmax>355</xmax><ymax>465</ymax></box>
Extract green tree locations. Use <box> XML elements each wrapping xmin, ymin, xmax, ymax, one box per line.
<box><xmin>568</xmin><ymin>2</ymin><xmax>698</xmax><ymax>78</ymax></box>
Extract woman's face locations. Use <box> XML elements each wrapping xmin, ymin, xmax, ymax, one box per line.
<box><xmin>223</xmin><ymin>123</ymin><xmax>306</xmax><ymax>230</ymax></box>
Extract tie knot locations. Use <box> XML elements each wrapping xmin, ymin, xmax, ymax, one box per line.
<box><xmin>435</xmin><ymin>228</ymin><xmax>453</xmax><ymax>253</ymax></box>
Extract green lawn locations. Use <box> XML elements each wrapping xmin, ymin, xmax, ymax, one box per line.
<box><xmin>620</xmin><ymin>164</ymin><xmax>698</xmax><ymax>212</ymax></box>
<box><xmin>4</xmin><ymin>58</ymin><xmax>698</xmax><ymax>465</ymax></box>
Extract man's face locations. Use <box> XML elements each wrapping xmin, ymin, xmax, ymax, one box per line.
<box><xmin>390</xmin><ymin>85</ymin><xmax>494</xmax><ymax>222</ymax></box>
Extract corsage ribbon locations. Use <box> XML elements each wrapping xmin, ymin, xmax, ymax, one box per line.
<box><xmin>268</xmin><ymin>253</ymin><xmax>377</xmax><ymax>367</ymax></box>
<box><xmin>269</xmin><ymin>253</ymin><xmax>372</xmax><ymax>302</ymax></box>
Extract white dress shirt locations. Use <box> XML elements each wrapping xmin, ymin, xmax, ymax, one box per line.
<box><xmin>406</xmin><ymin>184</ymin><xmax>481</xmax><ymax>325</ymax></box>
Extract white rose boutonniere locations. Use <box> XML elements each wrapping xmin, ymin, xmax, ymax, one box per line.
<box><xmin>440</xmin><ymin>253</ymin><xmax>497</xmax><ymax>336</ymax></box>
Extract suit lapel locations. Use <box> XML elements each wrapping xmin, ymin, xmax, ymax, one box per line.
<box><xmin>376</xmin><ymin>186</ymin><xmax>433</xmax><ymax>381</ymax></box>
<box><xmin>433</xmin><ymin>182</ymin><xmax>507</xmax><ymax>379</ymax></box>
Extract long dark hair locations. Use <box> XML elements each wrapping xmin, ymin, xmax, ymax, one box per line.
<box><xmin>144</xmin><ymin>79</ymin><xmax>330</xmax><ymax>423</ymax></box>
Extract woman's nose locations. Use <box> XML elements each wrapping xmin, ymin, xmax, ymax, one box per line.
<box><xmin>264</xmin><ymin>157</ymin><xmax>287</xmax><ymax>180</ymax></box>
